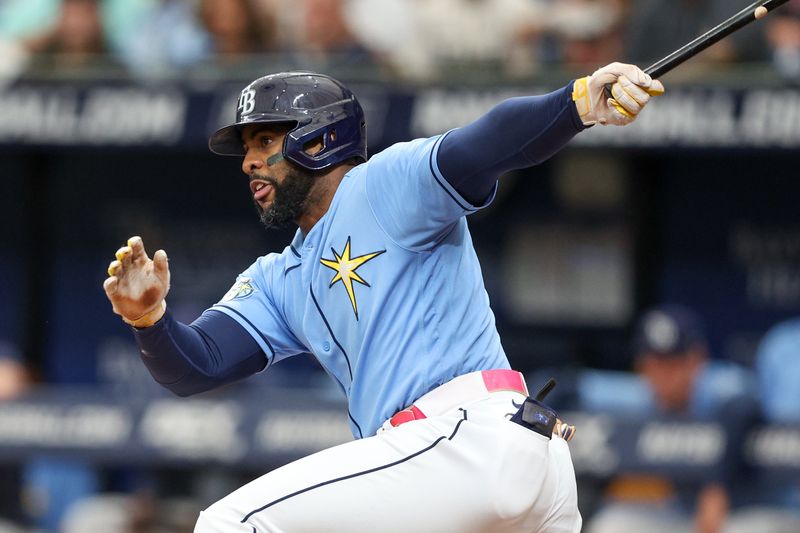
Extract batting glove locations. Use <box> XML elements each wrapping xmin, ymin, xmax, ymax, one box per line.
<box><xmin>572</xmin><ymin>62</ymin><xmax>665</xmax><ymax>126</ymax></box>
<box><xmin>554</xmin><ymin>418</ymin><xmax>576</xmax><ymax>442</ymax></box>
<box><xmin>103</xmin><ymin>236</ymin><xmax>170</xmax><ymax>328</ymax></box>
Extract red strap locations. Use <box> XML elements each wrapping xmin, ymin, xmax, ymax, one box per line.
<box><xmin>389</xmin><ymin>405</ymin><xmax>426</xmax><ymax>427</ymax></box>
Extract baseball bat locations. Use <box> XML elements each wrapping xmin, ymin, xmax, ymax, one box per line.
<box><xmin>644</xmin><ymin>0</ymin><xmax>792</xmax><ymax>78</ymax></box>
<box><xmin>534</xmin><ymin>378</ymin><xmax>557</xmax><ymax>402</ymax></box>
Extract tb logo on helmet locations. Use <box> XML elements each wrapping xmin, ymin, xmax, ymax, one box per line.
<box><xmin>238</xmin><ymin>88</ymin><xmax>256</xmax><ymax>116</ymax></box>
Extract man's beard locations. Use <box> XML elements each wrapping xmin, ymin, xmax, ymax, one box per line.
<box><xmin>253</xmin><ymin>167</ymin><xmax>316</xmax><ymax>230</ymax></box>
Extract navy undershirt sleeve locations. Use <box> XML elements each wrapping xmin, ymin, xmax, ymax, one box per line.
<box><xmin>132</xmin><ymin>309</ymin><xmax>266</xmax><ymax>396</ymax></box>
<box><xmin>437</xmin><ymin>81</ymin><xmax>586</xmax><ymax>205</ymax></box>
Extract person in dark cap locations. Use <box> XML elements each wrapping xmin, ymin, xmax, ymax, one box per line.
<box><xmin>585</xmin><ymin>304</ymin><xmax>762</xmax><ymax>533</ymax></box>
<box><xmin>632</xmin><ymin>304</ymin><xmax>714</xmax><ymax>414</ymax></box>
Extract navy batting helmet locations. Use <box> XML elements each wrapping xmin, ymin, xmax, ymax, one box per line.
<box><xmin>209</xmin><ymin>71</ymin><xmax>367</xmax><ymax>171</ymax></box>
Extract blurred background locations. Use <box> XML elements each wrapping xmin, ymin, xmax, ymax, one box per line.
<box><xmin>1</xmin><ymin>0</ymin><xmax>800</xmax><ymax>531</ymax></box>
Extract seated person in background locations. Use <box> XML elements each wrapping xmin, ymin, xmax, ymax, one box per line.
<box><xmin>0</xmin><ymin>352</ymin><xmax>102</xmax><ymax>532</ymax></box>
<box><xmin>0</xmin><ymin>353</ymin><xmax>30</xmax><ymax>529</ymax></box>
<box><xmin>756</xmin><ymin>317</ymin><xmax>800</xmax><ymax>425</ymax></box>
<box><xmin>25</xmin><ymin>0</ymin><xmax>109</xmax><ymax>70</ymax></box>
<box><xmin>727</xmin><ymin>317</ymin><xmax>800</xmax><ymax>532</ymax></box>
<box><xmin>763</xmin><ymin>1</ymin><xmax>800</xmax><ymax>79</ymax></box>
<box><xmin>580</xmin><ymin>304</ymin><xmax>760</xmax><ymax>533</ymax></box>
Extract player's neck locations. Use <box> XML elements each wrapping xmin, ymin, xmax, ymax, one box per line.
<box><xmin>296</xmin><ymin>164</ymin><xmax>354</xmax><ymax>234</ymax></box>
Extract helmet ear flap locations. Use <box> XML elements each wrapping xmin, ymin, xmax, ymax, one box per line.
<box><xmin>285</xmin><ymin>110</ymin><xmax>366</xmax><ymax>171</ymax></box>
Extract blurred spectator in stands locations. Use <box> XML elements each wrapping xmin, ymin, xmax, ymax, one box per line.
<box><xmin>543</xmin><ymin>0</ymin><xmax>624</xmax><ymax>67</ymax></box>
<box><xmin>764</xmin><ymin>0</ymin><xmax>800</xmax><ymax>78</ymax></box>
<box><xmin>199</xmin><ymin>0</ymin><xmax>276</xmax><ymax>64</ymax></box>
<box><xmin>24</xmin><ymin>0</ymin><xmax>119</xmax><ymax>73</ymax></box>
<box><xmin>0</xmin><ymin>348</ymin><xmax>105</xmax><ymax>532</ymax></box>
<box><xmin>0</xmin><ymin>37</ymin><xmax>28</xmax><ymax>82</ymax></box>
<box><xmin>297</xmin><ymin>0</ymin><xmax>371</xmax><ymax>66</ymax></box>
<box><xmin>756</xmin><ymin>317</ymin><xmax>800</xmax><ymax>424</ymax></box>
<box><xmin>0</xmin><ymin>354</ymin><xmax>30</xmax><ymax>529</ymax></box>
<box><xmin>111</xmin><ymin>0</ymin><xmax>275</xmax><ymax>78</ymax></box>
<box><xmin>726</xmin><ymin>316</ymin><xmax>800</xmax><ymax>532</ymax></box>
<box><xmin>625</xmin><ymin>0</ymin><xmax>768</xmax><ymax>70</ymax></box>
<box><xmin>255</xmin><ymin>0</ymin><xmax>300</xmax><ymax>51</ymax></box>
<box><xmin>0</xmin><ymin>0</ymin><xmax>59</xmax><ymax>39</ymax></box>
<box><xmin>255</xmin><ymin>0</ymin><xmax>371</xmax><ymax>69</ymax></box>
<box><xmin>580</xmin><ymin>304</ymin><xmax>761</xmax><ymax>533</ymax></box>
<box><xmin>0</xmin><ymin>0</ymin><xmax>59</xmax><ymax>80</ymax></box>
<box><xmin>347</xmin><ymin>0</ymin><xmax>548</xmax><ymax>80</ymax></box>
<box><xmin>107</xmin><ymin>0</ymin><xmax>210</xmax><ymax>78</ymax></box>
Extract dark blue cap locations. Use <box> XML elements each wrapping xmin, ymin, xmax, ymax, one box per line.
<box><xmin>633</xmin><ymin>304</ymin><xmax>707</xmax><ymax>357</ymax></box>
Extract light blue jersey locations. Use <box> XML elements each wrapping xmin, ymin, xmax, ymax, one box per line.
<box><xmin>756</xmin><ymin>318</ymin><xmax>800</xmax><ymax>424</ymax></box>
<box><xmin>211</xmin><ymin>134</ymin><xmax>509</xmax><ymax>437</ymax></box>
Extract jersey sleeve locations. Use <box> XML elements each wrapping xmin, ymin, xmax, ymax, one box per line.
<box><xmin>209</xmin><ymin>256</ymin><xmax>307</xmax><ymax>366</ymax></box>
<box><xmin>364</xmin><ymin>134</ymin><xmax>496</xmax><ymax>250</ymax></box>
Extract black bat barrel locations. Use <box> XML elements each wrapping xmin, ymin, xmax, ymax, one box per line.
<box><xmin>645</xmin><ymin>0</ymin><xmax>792</xmax><ymax>78</ymax></box>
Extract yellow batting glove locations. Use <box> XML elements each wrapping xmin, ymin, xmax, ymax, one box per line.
<box><xmin>573</xmin><ymin>62</ymin><xmax>665</xmax><ymax>126</ymax></box>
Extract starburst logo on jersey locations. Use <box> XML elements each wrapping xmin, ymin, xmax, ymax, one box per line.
<box><xmin>222</xmin><ymin>277</ymin><xmax>256</xmax><ymax>301</ymax></box>
<box><xmin>320</xmin><ymin>237</ymin><xmax>385</xmax><ymax>320</ymax></box>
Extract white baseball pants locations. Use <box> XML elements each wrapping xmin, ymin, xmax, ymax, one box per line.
<box><xmin>194</xmin><ymin>390</ymin><xmax>582</xmax><ymax>532</ymax></box>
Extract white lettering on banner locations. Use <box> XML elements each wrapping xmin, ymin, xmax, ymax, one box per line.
<box><xmin>412</xmin><ymin>87</ymin><xmax>800</xmax><ymax>148</ymax></box>
<box><xmin>637</xmin><ymin>422</ymin><xmax>725</xmax><ymax>465</ymax></box>
<box><xmin>745</xmin><ymin>266</ymin><xmax>800</xmax><ymax>308</ymax></box>
<box><xmin>0</xmin><ymin>87</ymin><xmax>186</xmax><ymax>145</ymax></box>
<box><xmin>577</xmin><ymin>89</ymin><xmax>738</xmax><ymax>147</ymax></box>
<box><xmin>0</xmin><ymin>89</ymin><xmax>79</xmax><ymax>142</ymax></box>
<box><xmin>410</xmin><ymin>89</ymin><xmax>535</xmax><ymax>137</ymax></box>
<box><xmin>0</xmin><ymin>404</ymin><xmax>131</xmax><ymax>446</ymax></box>
<box><xmin>739</xmin><ymin>90</ymin><xmax>800</xmax><ymax>147</ymax></box>
<box><xmin>730</xmin><ymin>225</ymin><xmax>800</xmax><ymax>308</ymax></box>
<box><xmin>747</xmin><ymin>427</ymin><xmax>800</xmax><ymax>467</ymax></box>
<box><xmin>139</xmin><ymin>400</ymin><xmax>245</xmax><ymax>461</ymax></box>
<box><xmin>732</xmin><ymin>226</ymin><xmax>800</xmax><ymax>264</ymax></box>
<box><xmin>79</xmin><ymin>88</ymin><xmax>185</xmax><ymax>144</ymax></box>
<box><xmin>255</xmin><ymin>412</ymin><xmax>352</xmax><ymax>453</ymax></box>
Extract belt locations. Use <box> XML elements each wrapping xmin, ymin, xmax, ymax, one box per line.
<box><xmin>388</xmin><ymin>369</ymin><xmax>528</xmax><ymax>428</ymax></box>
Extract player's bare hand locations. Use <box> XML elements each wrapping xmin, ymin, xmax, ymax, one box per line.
<box><xmin>572</xmin><ymin>62</ymin><xmax>665</xmax><ymax>126</ymax></box>
<box><xmin>103</xmin><ymin>236</ymin><xmax>170</xmax><ymax>328</ymax></box>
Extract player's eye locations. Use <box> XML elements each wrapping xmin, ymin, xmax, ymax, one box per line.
<box><xmin>260</xmin><ymin>136</ymin><xmax>273</xmax><ymax>147</ymax></box>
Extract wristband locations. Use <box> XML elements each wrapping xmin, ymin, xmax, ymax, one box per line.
<box><xmin>123</xmin><ymin>300</ymin><xmax>167</xmax><ymax>329</ymax></box>
<box><xmin>571</xmin><ymin>76</ymin><xmax>594</xmax><ymax>126</ymax></box>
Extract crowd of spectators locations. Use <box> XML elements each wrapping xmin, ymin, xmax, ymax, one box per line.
<box><xmin>0</xmin><ymin>0</ymin><xmax>800</xmax><ymax>82</ymax></box>
<box><xmin>2</xmin><ymin>1</ymin><xmax>800</xmax><ymax>531</ymax></box>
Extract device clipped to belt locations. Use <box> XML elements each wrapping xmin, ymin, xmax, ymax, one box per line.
<box><xmin>510</xmin><ymin>378</ymin><xmax>558</xmax><ymax>439</ymax></box>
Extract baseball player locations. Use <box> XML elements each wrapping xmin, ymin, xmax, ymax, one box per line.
<box><xmin>104</xmin><ymin>64</ymin><xmax>663</xmax><ymax>532</ymax></box>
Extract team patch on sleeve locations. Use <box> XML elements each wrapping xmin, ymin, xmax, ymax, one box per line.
<box><xmin>222</xmin><ymin>277</ymin><xmax>257</xmax><ymax>301</ymax></box>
